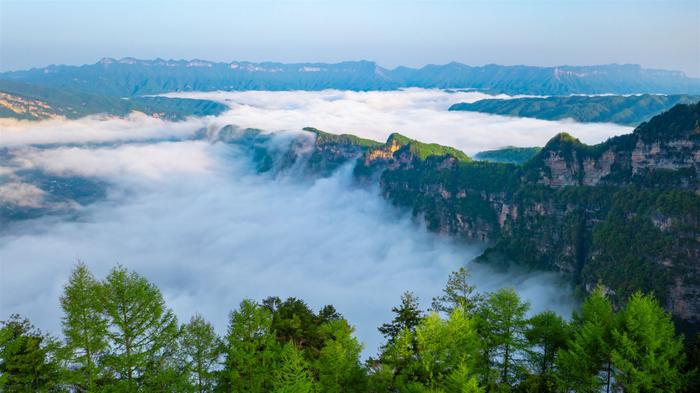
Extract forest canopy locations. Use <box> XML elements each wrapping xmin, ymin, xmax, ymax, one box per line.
<box><xmin>0</xmin><ymin>264</ymin><xmax>696</xmax><ymax>393</ymax></box>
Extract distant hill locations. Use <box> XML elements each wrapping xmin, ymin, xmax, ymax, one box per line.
<box><xmin>2</xmin><ymin>58</ymin><xmax>699</xmax><ymax>97</ymax></box>
<box><xmin>0</xmin><ymin>80</ymin><xmax>228</xmax><ymax>120</ymax></box>
<box><xmin>449</xmin><ymin>94</ymin><xmax>700</xmax><ymax>125</ymax></box>
<box><xmin>474</xmin><ymin>146</ymin><xmax>542</xmax><ymax>164</ymax></box>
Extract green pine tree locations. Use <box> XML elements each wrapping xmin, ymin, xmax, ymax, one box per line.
<box><xmin>220</xmin><ymin>299</ymin><xmax>279</xmax><ymax>393</ymax></box>
<box><xmin>526</xmin><ymin>311</ymin><xmax>569</xmax><ymax>376</ymax></box>
<box><xmin>431</xmin><ymin>267</ymin><xmax>483</xmax><ymax>316</ymax></box>
<box><xmin>478</xmin><ymin>288</ymin><xmax>530</xmax><ymax>389</ymax></box>
<box><xmin>556</xmin><ymin>286</ymin><xmax>616</xmax><ymax>393</ymax></box>
<box><xmin>100</xmin><ymin>265</ymin><xmax>179</xmax><ymax>391</ymax></box>
<box><xmin>378</xmin><ymin>292</ymin><xmax>423</xmax><ymax>345</ymax></box>
<box><xmin>60</xmin><ymin>262</ymin><xmax>108</xmax><ymax>392</ymax></box>
<box><xmin>611</xmin><ymin>292</ymin><xmax>686</xmax><ymax>392</ymax></box>
<box><xmin>315</xmin><ymin>320</ymin><xmax>365</xmax><ymax>393</ymax></box>
<box><xmin>0</xmin><ymin>315</ymin><xmax>62</xmax><ymax>392</ymax></box>
<box><xmin>179</xmin><ymin>314</ymin><xmax>222</xmax><ymax>393</ymax></box>
<box><xmin>415</xmin><ymin>307</ymin><xmax>481</xmax><ymax>390</ymax></box>
<box><xmin>272</xmin><ymin>343</ymin><xmax>316</xmax><ymax>393</ymax></box>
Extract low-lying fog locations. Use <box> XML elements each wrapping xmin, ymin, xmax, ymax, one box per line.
<box><xmin>167</xmin><ymin>88</ymin><xmax>632</xmax><ymax>155</ymax></box>
<box><xmin>0</xmin><ymin>89</ymin><xmax>631</xmax><ymax>354</ymax></box>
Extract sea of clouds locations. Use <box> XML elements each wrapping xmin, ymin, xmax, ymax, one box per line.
<box><xmin>0</xmin><ymin>89</ymin><xmax>632</xmax><ymax>355</ymax></box>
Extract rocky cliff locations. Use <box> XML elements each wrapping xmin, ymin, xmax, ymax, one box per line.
<box><xmin>213</xmin><ymin>102</ymin><xmax>699</xmax><ymax>334</ymax></box>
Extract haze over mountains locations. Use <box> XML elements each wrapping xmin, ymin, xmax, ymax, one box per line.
<box><xmin>2</xmin><ymin>58</ymin><xmax>700</xmax><ymax>97</ymax></box>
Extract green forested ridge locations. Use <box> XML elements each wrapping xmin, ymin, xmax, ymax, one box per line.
<box><xmin>449</xmin><ymin>94</ymin><xmax>700</xmax><ymax>125</ymax></box>
<box><xmin>474</xmin><ymin>147</ymin><xmax>542</xmax><ymax>165</ymax></box>
<box><xmin>0</xmin><ymin>80</ymin><xmax>227</xmax><ymax>120</ymax></box>
<box><xmin>386</xmin><ymin>133</ymin><xmax>471</xmax><ymax>162</ymax></box>
<box><xmin>1</xmin><ymin>264</ymin><xmax>695</xmax><ymax>392</ymax></box>
<box><xmin>303</xmin><ymin>127</ymin><xmax>383</xmax><ymax>149</ymax></box>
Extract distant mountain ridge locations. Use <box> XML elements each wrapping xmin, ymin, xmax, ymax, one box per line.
<box><xmin>450</xmin><ymin>94</ymin><xmax>700</xmax><ymax>125</ymax></box>
<box><xmin>2</xmin><ymin>58</ymin><xmax>699</xmax><ymax>96</ymax></box>
<box><xmin>0</xmin><ymin>79</ymin><xmax>228</xmax><ymax>120</ymax></box>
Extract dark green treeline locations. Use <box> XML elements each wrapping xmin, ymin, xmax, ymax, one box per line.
<box><xmin>1</xmin><ymin>264</ymin><xmax>696</xmax><ymax>392</ymax></box>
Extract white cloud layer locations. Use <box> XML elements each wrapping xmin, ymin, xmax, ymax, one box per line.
<box><xmin>1</xmin><ymin>140</ymin><xmax>576</xmax><ymax>356</ymax></box>
<box><xmin>0</xmin><ymin>112</ymin><xmax>207</xmax><ymax>146</ymax></box>
<box><xmin>167</xmin><ymin>88</ymin><xmax>633</xmax><ymax>154</ymax></box>
<box><xmin>0</xmin><ymin>88</ymin><xmax>633</xmax><ymax>355</ymax></box>
<box><xmin>1</xmin><ymin>89</ymin><xmax>632</xmax><ymax>154</ymax></box>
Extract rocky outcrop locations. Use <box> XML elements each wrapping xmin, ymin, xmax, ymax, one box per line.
<box><xmin>532</xmin><ymin>103</ymin><xmax>700</xmax><ymax>191</ymax></box>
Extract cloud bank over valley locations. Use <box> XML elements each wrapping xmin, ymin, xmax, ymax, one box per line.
<box><xmin>0</xmin><ymin>88</ymin><xmax>634</xmax><ymax>354</ymax></box>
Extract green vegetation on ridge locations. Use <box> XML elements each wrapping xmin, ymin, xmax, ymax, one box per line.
<box><xmin>449</xmin><ymin>94</ymin><xmax>700</xmax><ymax>125</ymax></box>
<box><xmin>0</xmin><ymin>80</ymin><xmax>227</xmax><ymax>121</ymax></box>
<box><xmin>384</xmin><ymin>133</ymin><xmax>472</xmax><ymax>162</ymax></box>
<box><xmin>474</xmin><ymin>146</ymin><xmax>542</xmax><ymax>165</ymax></box>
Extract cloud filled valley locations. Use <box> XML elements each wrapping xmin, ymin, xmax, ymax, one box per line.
<box><xmin>0</xmin><ymin>88</ymin><xmax>634</xmax><ymax>355</ymax></box>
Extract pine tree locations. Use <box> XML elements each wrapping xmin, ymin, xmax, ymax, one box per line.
<box><xmin>272</xmin><ymin>343</ymin><xmax>316</xmax><ymax>393</ymax></box>
<box><xmin>525</xmin><ymin>311</ymin><xmax>568</xmax><ymax>375</ymax></box>
<box><xmin>180</xmin><ymin>314</ymin><xmax>223</xmax><ymax>393</ymax></box>
<box><xmin>478</xmin><ymin>288</ymin><xmax>530</xmax><ymax>389</ymax></box>
<box><xmin>519</xmin><ymin>311</ymin><xmax>569</xmax><ymax>392</ymax></box>
<box><xmin>611</xmin><ymin>292</ymin><xmax>686</xmax><ymax>392</ymax></box>
<box><xmin>100</xmin><ymin>265</ymin><xmax>179</xmax><ymax>390</ymax></box>
<box><xmin>414</xmin><ymin>307</ymin><xmax>481</xmax><ymax>389</ymax></box>
<box><xmin>556</xmin><ymin>286</ymin><xmax>615</xmax><ymax>393</ymax></box>
<box><xmin>60</xmin><ymin>262</ymin><xmax>108</xmax><ymax>392</ymax></box>
<box><xmin>0</xmin><ymin>315</ymin><xmax>62</xmax><ymax>392</ymax></box>
<box><xmin>445</xmin><ymin>363</ymin><xmax>484</xmax><ymax>393</ymax></box>
<box><xmin>220</xmin><ymin>299</ymin><xmax>279</xmax><ymax>393</ymax></box>
<box><xmin>315</xmin><ymin>319</ymin><xmax>365</xmax><ymax>393</ymax></box>
<box><xmin>378</xmin><ymin>291</ymin><xmax>423</xmax><ymax>345</ymax></box>
<box><xmin>431</xmin><ymin>267</ymin><xmax>483</xmax><ymax>316</ymax></box>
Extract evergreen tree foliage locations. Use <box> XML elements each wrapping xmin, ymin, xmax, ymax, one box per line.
<box><xmin>611</xmin><ymin>292</ymin><xmax>686</xmax><ymax>392</ymax></box>
<box><xmin>556</xmin><ymin>286</ymin><xmax>616</xmax><ymax>393</ymax></box>
<box><xmin>315</xmin><ymin>320</ymin><xmax>365</xmax><ymax>393</ymax></box>
<box><xmin>180</xmin><ymin>314</ymin><xmax>223</xmax><ymax>393</ymax></box>
<box><xmin>431</xmin><ymin>267</ymin><xmax>483</xmax><ymax>315</ymax></box>
<box><xmin>524</xmin><ymin>310</ymin><xmax>569</xmax><ymax>391</ymax></box>
<box><xmin>60</xmin><ymin>262</ymin><xmax>108</xmax><ymax>392</ymax></box>
<box><xmin>378</xmin><ymin>291</ymin><xmax>423</xmax><ymax>345</ymax></box>
<box><xmin>478</xmin><ymin>288</ymin><xmax>530</xmax><ymax>389</ymax></box>
<box><xmin>0</xmin><ymin>315</ymin><xmax>61</xmax><ymax>392</ymax></box>
<box><xmin>272</xmin><ymin>343</ymin><xmax>315</xmax><ymax>393</ymax></box>
<box><xmin>220</xmin><ymin>299</ymin><xmax>279</xmax><ymax>393</ymax></box>
<box><xmin>100</xmin><ymin>265</ymin><xmax>179</xmax><ymax>390</ymax></box>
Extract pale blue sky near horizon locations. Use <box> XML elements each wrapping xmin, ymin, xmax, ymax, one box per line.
<box><xmin>1</xmin><ymin>0</ymin><xmax>698</xmax><ymax>76</ymax></box>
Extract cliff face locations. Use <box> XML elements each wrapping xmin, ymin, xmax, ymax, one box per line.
<box><xmin>214</xmin><ymin>102</ymin><xmax>700</xmax><ymax>333</ymax></box>
<box><xmin>367</xmin><ymin>103</ymin><xmax>700</xmax><ymax>332</ymax></box>
<box><xmin>531</xmin><ymin>103</ymin><xmax>700</xmax><ymax>191</ymax></box>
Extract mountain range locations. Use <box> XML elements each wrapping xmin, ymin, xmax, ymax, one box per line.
<box><xmin>2</xmin><ymin>58</ymin><xmax>699</xmax><ymax>97</ymax></box>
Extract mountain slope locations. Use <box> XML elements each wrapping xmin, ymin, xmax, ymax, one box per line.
<box><xmin>474</xmin><ymin>146</ymin><xmax>542</xmax><ymax>164</ymax></box>
<box><xmin>0</xmin><ymin>80</ymin><xmax>228</xmax><ymax>120</ymax></box>
<box><xmin>449</xmin><ymin>94</ymin><xmax>700</xmax><ymax>125</ymax></box>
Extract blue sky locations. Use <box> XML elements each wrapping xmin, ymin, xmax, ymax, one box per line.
<box><xmin>1</xmin><ymin>0</ymin><xmax>698</xmax><ymax>76</ymax></box>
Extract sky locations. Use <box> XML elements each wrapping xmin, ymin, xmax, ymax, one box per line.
<box><xmin>1</xmin><ymin>0</ymin><xmax>698</xmax><ymax>76</ymax></box>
